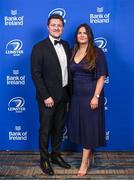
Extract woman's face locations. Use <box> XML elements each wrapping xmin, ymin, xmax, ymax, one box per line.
<box><xmin>77</xmin><ymin>27</ymin><xmax>89</xmax><ymax>44</ymax></box>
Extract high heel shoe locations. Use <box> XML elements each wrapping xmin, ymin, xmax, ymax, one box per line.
<box><xmin>77</xmin><ymin>160</ymin><xmax>90</xmax><ymax>177</ymax></box>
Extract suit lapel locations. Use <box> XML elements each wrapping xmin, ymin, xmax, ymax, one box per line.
<box><xmin>44</xmin><ymin>37</ymin><xmax>71</xmax><ymax>85</ymax></box>
<box><xmin>45</xmin><ymin>38</ymin><xmax>60</xmax><ymax>63</ymax></box>
<box><xmin>45</xmin><ymin>37</ymin><xmax>70</xmax><ymax>66</ymax></box>
<box><xmin>45</xmin><ymin>38</ymin><xmax>62</xmax><ymax>84</ymax></box>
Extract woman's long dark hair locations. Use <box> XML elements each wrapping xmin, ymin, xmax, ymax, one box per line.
<box><xmin>71</xmin><ymin>23</ymin><xmax>97</xmax><ymax>70</ymax></box>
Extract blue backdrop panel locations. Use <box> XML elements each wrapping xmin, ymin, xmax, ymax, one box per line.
<box><xmin>0</xmin><ymin>0</ymin><xmax>134</xmax><ymax>151</ymax></box>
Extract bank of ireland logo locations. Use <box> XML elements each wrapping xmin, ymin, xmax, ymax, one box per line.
<box><xmin>4</xmin><ymin>10</ymin><xmax>24</xmax><ymax>26</ymax></box>
<box><xmin>94</xmin><ymin>37</ymin><xmax>107</xmax><ymax>52</ymax></box>
<box><xmin>8</xmin><ymin>97</ymin><xmax>26</xmax><ymax>113</ymax></box>
<box><xmin>90</xmin><ymin>7</ymin><xmax>110</xmax><ymax>24</ymax></box>
<box><xmin>11</xmin><ymin>10</ymin><xmax>17</xmax><ymax>16</ymax></box>
<box><xmin>6</xmin><ymin>39</ymin><xmax>23</xmax><ymax>56</ymax></box>
<box><xmin>48</xmin><ymin>8</ymin><xmax>66</xmax><ymax>23</ymax></box>
<box><xmin>6</xmin><ymin>69</ymin><xmax>26</xmax><ymax>86</ymax></box>
<box><xmin>9</xmin><ymin>125</ymin><xmax>28</xmax><ymax>141</ymax></box>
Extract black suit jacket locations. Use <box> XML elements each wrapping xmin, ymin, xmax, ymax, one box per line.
<box><xmin>31</xmin><ymin>37</ymin><xmax>71</xmax><ymax>102</ymax></box>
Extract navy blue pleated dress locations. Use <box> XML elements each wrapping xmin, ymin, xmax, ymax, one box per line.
<box><xmin>68</xmin><ymin>48</ymin><xmax>108</xmax><ymax>149</ymax></box>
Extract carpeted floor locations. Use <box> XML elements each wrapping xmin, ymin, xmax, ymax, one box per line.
<box><xmin>0</xmin><ymin>151</ymin><xmax>134</xmax><ymax>179</ymax></box>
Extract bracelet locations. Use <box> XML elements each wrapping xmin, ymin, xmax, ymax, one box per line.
<box><xmin>94</xmin><ymin>94</ymin><xmax>100</xmax><ymax>99</ymax></box>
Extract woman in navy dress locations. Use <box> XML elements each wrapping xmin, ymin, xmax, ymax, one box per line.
<box><xmin>68</xmin><ymin>24</ymin><xmax>108</xmax><ymax>176</ymax></box>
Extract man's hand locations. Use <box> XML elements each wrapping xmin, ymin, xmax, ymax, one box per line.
<box><xmin>44</xmin><ymin>97</ymin><xmax>54</xmax><ymax>107</ymax></box>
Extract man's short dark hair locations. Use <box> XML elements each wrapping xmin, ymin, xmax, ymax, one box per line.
<box><xmin>47</xmin><ymin>14</ymin><xmax>64</xmax><ymax>26</ymax></box>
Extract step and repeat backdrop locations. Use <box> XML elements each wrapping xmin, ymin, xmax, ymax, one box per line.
<box><xmin>1</xmin><ymin>0</ymin><xmax>134</xmax><ymax>151</ymax></box>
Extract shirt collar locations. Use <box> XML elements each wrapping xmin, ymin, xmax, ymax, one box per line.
<box><xmin>49</xmin><ymin>35</ymin><xmax>60</xmax><ymax>46</ymax></box>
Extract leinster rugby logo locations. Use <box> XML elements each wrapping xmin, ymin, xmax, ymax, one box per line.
<box><xmin>94</xmin><ymin>37</ymin><xmax>107</xmax><ymax>52</ymax></box>
<box><xmin>62</xmin><ymin>126</ymin><xmax>68</xmax><ymax>141</ymax></box>
<box><xmin>94</xmin><ymin>37</ymin><xmax>107</xmax><ymax>49</ymax></box>
<box><xmin>48</xmin><ymin>8</ymin><xmax>66</xmax><ymax>22</ymax></box>
<box><xmin>104</xmin><ymin>97</ymin><xmax>108</xmax><ymax>110</ymax></box>
<box><xmin>8</xmin><ymin>97</ymin><xmax>26</xmax><ymax>113</ymax></box>
<box><xmin>6</xmin><ymin>39</ymin><xmax>23</xmax><ymax>56</ymax></box>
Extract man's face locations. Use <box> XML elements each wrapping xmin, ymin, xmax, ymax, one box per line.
<box><xmin>48</xmin><ymin>18</ymin><xmax>64</xmax><ymax>39</ymax></box>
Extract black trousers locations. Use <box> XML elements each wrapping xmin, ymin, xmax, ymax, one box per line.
<box><xmin>37</xmin><ymin>87</ymin><xmax>68</xmax><ymax>161</ymax></box>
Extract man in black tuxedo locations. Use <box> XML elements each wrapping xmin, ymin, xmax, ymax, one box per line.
<box><xmin>31</xmin><ymin>14</ymin><xmax>71</xmax><ymax>175</ymax></box>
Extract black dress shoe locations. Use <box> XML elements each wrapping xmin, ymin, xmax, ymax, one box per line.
<box><xmin>51</xmin><ymin>154</ymin><xmax>71</xmax><ymax>169</ymax></box>
<box><xmin>40</xmin><ymin>159</ymin><xmax>54</xmax><ymax>176</ymax></box>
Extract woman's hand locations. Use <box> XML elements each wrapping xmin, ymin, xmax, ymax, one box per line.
<box><xmin>90</xmin><ymin>96</ymin><xmax>99</xmax><ymax>109</ymax></box>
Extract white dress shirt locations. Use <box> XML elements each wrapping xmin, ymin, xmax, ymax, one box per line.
<box><xmin>49</xmin><ymin>35</ymin><xmax>68</xmax><ymax>87</ymax></box>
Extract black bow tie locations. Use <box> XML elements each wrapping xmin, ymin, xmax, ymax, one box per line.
<box><xmin>54</xmin><ymin>40</ymin><xmax>62</xmax><ymax>45</ymax></box>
